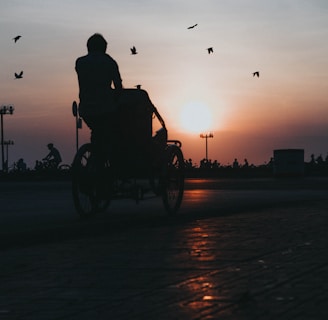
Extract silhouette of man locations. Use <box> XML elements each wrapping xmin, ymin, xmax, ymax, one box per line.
<box><xmin>17</xmin><ymin>158</ymin><xmax>27</xmax><ymax>171</ymax></box>
<box><xmin>233</xmin><ymin>158</ymin><xmax>239</xmax><ymax>169</ymax></box>
<box><xmin>75</xmin><ymin>33</ymin><xmax>123</xmax><ymax>132</ymax></box>
<box><xmin>43</xmin><ymin>143</ymin><xmax>62</xmax><ymax>168</ymax></box>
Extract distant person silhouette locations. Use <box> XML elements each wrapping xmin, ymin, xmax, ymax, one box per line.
<box><xmin>43</xmin><ymin>143</ymin><xmax>62</xmax><ymax>168</ymax></box>
<box><xmin>310</xmin><ymin>154</ymin><xmax>316</xmax><ymax>165</ymax></box>
<box><xmin>75</xmin><ymin>33</ymin><xmax>123</xmax><ymax>133</ymax></box>
<box><xmin>233</xmin><ymin>158</ymin><xmax>239</xmax><ymax>169</ymax></box>
<box><xmin>17</xmin><ymin>158</ymin><xmax>27</xmax><ymax>171</ymax></box>
<box><xmin>316</xmin><ymin>154</ymin><xmax>323</xmax><ymax>165</ymax></box>
<box><xmin>243</xmin><ymin>158</ymin><xmax>249</xmax><ymax>168</ymax></box>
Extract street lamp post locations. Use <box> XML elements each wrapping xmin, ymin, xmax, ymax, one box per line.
<box><xmin>3</xmin><ymin>140</ymin><xmax>14</xmax><ymax>171</ymax></box>
<box><xmin>72</xmin><ymin>101</ymin><xmax>82</xmax><ymax>152</ymax></box>
<box><xmin>200</xmin><ymin>132</ymin><xmax>214</xmax><ymax>161</ymax></box>
<box><xmin>0</xmin><ymin>105</ymin><xmax>14</xmax><ymax>172</ymax></box>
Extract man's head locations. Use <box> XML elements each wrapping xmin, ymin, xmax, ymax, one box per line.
<box><xmin>47</xmin><ymin>143</ymin><xmax>53</xmax><ymax>150</ymax></box>
<box><xmin>87</xmin><ymin>33</ymin><xmax>107</xmax><ymax>53</ymax></box>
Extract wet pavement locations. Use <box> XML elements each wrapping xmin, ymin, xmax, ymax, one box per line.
<box><xmin>0</xmin><ymin>178</ymin><xmax>328</xmax><ymax>319</ymax></box>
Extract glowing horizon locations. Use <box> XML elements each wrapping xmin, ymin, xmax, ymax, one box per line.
<box><xmin>1</xmin><ymin>0</ymin><xmax>328</xmax><ymax>168</ymax></box>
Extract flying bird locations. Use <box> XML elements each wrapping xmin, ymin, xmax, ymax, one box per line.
<box><xmin>13</xmin><ymin>35</ymin><xmax>22</xmax><ymax>43</ymax></box>
<box><xmin>253</xmin><ymin>71</ymin><xmax>260</xmax><ymax>77</ymax></box>
<box><xmin>207</xmin><ymin>47</ymin><xmax>213</xmax><ymax>54</ymax></box>
<box><xmin>15</xmin><ymin>71</ymin><xmax>23</xmax><ymax>79</ymax></box>
<box><xmin>187</xmin><ymin>24</ymin><xmax>198</xmax><ymax>29</ymax></box>
<box><xmin>130</xmin><ymin>46</ymin><xmax>137</xmax><ymax>55</ymax></box>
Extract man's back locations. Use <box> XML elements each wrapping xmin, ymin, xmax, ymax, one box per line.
<box><xmin>76</xmin><ymin>52</ymin><xmax>122</xmax><ymax>104</ymax></box>
<box><xmin>50</xmin><ymin>147</ymin><xmax>62</xmax><ymax>164</ymax></box>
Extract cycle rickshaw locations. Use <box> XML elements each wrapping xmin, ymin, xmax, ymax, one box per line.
<box><xmin>71</xmin><ymin>89</ymin><xmax>184</xmax><ymax>217</ymax></box>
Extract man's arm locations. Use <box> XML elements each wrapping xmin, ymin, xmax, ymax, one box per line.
<box><xmin>112</xmin><ymin>60</ymin><xmax>123</xmax><ymax>91</ymax></box>
<box><xmin>43</xmin><ymin>152</ymin><xmax>51</xmax><ymax>160</ymax></box>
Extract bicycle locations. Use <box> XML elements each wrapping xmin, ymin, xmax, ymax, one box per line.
<box><xmin>71</xmin><ymin>89</ymin><xmax>184</xmax><ymax>217</ymax></box>
<box><xmin>35</xmin><ymin>159</ymin><xmax>71</xmax><ymax>171</ymax></box>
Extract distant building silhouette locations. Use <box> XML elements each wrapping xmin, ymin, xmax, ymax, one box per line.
<box><xmin>273</xmin><ymin>149</ymin><xmax>304</xmax><ymax>177</ymax></box>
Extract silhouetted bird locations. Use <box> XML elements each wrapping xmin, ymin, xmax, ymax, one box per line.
<box><xmin>207</xmin><ymin>47</ymin><xmax>213</xmax><ymax>54</ymax></box>
<box><xmin>13</xmin><ymin>35</ymin><xmax>21</xmax><ymax>43</ymax></box>
<box><xmin>253</xmin><ymin>71</ymin><xmax>260</xmax><ymax>77</ymax></box>
<box><xmin>130</xmin><ymin>46</ymin><xmax>137</xmax><ymax>55</ymax></box>
<box><xmin>187</xmin><ymin>24</ymin><xmax>198</xmax><ymax>29</ymax></box>
<box><xmin>135</xmin><ymin>84</ymin><xmax>141</xmax><ymax>89</ymax></box>
<box><xmin>15</xmin><ymin>71</ymin><xmax>23</xmax><ymax>79</ymax></box>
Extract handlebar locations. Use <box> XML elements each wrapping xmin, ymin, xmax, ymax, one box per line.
<box><xmin>151</xmin><ymin>104</ymin><xmax>166</xmax><ymax>130</ymax></box>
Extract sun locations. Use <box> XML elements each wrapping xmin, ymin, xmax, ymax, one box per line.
<box><xmin>180</xmin><ymin>101</ymin><xmax>212</xmax><ymax>134</ymax></box>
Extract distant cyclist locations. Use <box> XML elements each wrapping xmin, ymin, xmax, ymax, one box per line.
<box><xmin>43</xmin><ymin>143</ymin><xmax>62</xmax><ymax>168</ymax></box>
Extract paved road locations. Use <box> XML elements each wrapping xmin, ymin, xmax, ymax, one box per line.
<box><xmin>0</xmin><ymin>178</ymin><xmax>327</xmax><ymax>319</ymax></box>
<box><xmin>0</xmin><ymin>178</ymin><xmax>327</xmax><ymax>246</ymax></box>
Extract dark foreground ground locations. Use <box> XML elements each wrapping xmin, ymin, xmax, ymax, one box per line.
<box><xmin>0</xmin><ymin>178</ymin><xmax>328</xmax><ymax>319</ymax></box>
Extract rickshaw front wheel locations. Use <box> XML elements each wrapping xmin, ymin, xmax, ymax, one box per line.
<box><xmin>161</xmin><ymin>145</ymin><xmax>184</xmax><ymax>215</ymax></box>
<box><xmin>72</xmin><ymin>143</ymin><xmax>110</xmax><ymax>217</ymax></box>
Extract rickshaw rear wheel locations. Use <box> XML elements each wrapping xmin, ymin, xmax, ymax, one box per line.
<box><xmin>161</xmin><ymin>145</ymin><xmax>184</xmax><ymax>215</ymax></box>
<box><xmin>72</xmin><ymin>143</ymin><xmax>110</xmax><ymax>217</ymax></box>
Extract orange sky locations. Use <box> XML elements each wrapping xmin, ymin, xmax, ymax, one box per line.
<box><xmin>1</xmin><ymin>0</ymin><xmax>328</xmax><ymax>168</ymax></box>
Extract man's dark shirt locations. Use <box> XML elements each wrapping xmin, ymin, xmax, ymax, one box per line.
<box><xmin>75</xmin><ymin>52</ymin><xmax>122</xmax><ymax>105</ymax></box>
